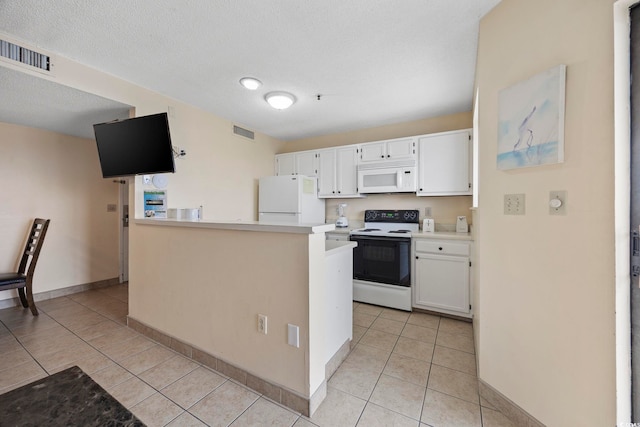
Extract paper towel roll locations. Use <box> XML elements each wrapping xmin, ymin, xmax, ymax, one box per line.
<box><xmin>167</xmin><ymin>208</ymin><xmax>200</xmax><ymax>220</ymax></box>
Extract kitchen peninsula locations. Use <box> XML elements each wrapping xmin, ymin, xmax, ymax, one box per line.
<box><xmin>127</xmin><ymin>218</ymin><xmax>354</xmax><ymax>416</ymax></box>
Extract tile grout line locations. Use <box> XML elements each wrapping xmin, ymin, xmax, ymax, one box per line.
<box><xmin>22</xmin><ymin>296</ymin><xmax>242</xmax><ymax>426</ymax></box>
<box><xmin>4</xmin><ymin>296</ymin><xmax>211</xmax><ymax>424</ymax></box>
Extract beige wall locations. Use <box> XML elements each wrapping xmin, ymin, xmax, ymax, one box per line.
<box><xmin>475</xmin><ymin>1</ymin><xmax>615</xmax><ymax>426</ymax></box>
<box><xmin>285</xmin><ymin>112</ymin><xmax>474</xmax><ymax>227</ymax></box>
<box><xmin>129</xmin><ymin>224</ymin><xmax>326</xmax><ymax>397</ymax></box>
<box><xmin>282</xmin><ymin>111</ymin><xmax>472</xmax><ymax>153</ymax></box>
<box><xmin>0</xmin><ymin>48</ymin><xmax>285</xmax><ymax>302</ymax></box>
<box><xmin>0</xmin><ymin>122</ymin><xmax>119</xmax><ymax>301</ymax></box>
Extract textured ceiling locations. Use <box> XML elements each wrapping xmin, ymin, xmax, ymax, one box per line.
<box><xmin>0</xmin><ymin>0</ymin><xmax>500</xmax><ymax>141</ymax></box>
<box><xmin>0</xmin><ymin>67</ymin><xmax>131</xmax><ymax>139</ymax></box>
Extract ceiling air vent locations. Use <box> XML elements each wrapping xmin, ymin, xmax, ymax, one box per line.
<box><xmin>233</xmin><ymin>125</ymin><xmax>255</xmax><ymax>140</ymax></box>
<box><xmin>0</xmin><ymin>39</ymin><xmax>50</xmax><ymax>72</ymax></box>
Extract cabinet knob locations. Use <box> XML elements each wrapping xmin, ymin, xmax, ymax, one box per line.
<box><xmin>387</xmin><ymin>154</ymin><xmax>390</xmax><ymax>158</ymax></box>
<box><xmin>332</xmin><ymin>191</ymin><xmax>335</xmax><ymax>194</ymax></box>
<box><xmin>338</xmin><ymin>190</ymin><xmax>341</xmax><ymax>194</ymax></box>
<box><xmin>419</xmin><ymin>188</ymin><xmax>423</xmax><ymax>191</ymax></box>
<box><xmin>439</xmin><ymin>247</ymin><xmax>443</xmax><ymax>251</ymax></box>
<box><xmin>381</xmin><ymin>155</ymin><xmax>384</xmax><ymax>158</ymax></box>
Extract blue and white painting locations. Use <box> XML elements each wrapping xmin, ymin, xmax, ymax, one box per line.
<box><xmin>497</xmin><ymin>65</ymin><xmax>566</xmax><ymax>170</ymax></box>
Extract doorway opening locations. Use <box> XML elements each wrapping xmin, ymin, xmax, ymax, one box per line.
<box><xmin>118</xmin><ymin>180</ymin><xmax>129</xmax><ymax>283</ymax></box>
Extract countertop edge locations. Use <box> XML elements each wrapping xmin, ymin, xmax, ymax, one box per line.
<box><xmin>135</xmin><ymin>218</ymin><xmax>335</xmax><ymax>234</ymax></box>
<box><xmin>411</xmin><ymin>232</ymin><xmax>473</xmax><ymax>241</ymax></box>
<box><xmin>325</xmin><ymin>227</ymin><xmax>473</xmax><ymax>241</ymax></box>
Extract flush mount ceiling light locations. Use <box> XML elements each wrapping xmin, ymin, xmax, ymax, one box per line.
<box><xmin>265</xmin><ymin>91</ymin><xmax>296</xmax><ymax>110</ymax></box>
<box><xmin>239</xmin><ymin>77</ymin><xmax>262</xmax><ymax>90</ymax></box>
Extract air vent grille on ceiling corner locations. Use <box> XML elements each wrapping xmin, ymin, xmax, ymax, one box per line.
<box><xmin>233</xmin><ymin>125</ymin><xmax>255</xmax><ymax>140</ymax></box>
<box><xmin>0</xmin><ymin>39</ymin><xmax>50</xmax><ymax>71</ymax></box>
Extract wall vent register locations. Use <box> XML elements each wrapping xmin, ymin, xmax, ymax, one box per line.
<box><xmin>0</xmin><ymin>39</ymin><xmax>50</xmax><ymax>72</ymax></box>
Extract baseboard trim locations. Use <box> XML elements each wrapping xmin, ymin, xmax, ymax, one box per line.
<box><xmin>325</xmin><ymin>339</ymin><xmax>351</xmax><ymax>379</ymax></box>
<box><xmin>478</xmin><ymin>379</ymin><xmax>546</xmax><ymax>427</ymax></box>
<box><xmin>0</xmin><ymin>277</ymin><xmax>120</xmax><ymax>310</ymax></box>
<box><xmin>127</xmin><ymin>315</ymin><xmax>329</xmax><ymax>417</ymax></box>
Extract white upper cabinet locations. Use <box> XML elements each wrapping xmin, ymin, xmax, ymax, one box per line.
<box><xmin>359</xmin><ymin>138</ymin><xmax>416</xmax><ymax>162</ymax></box>
<box><xmin>335</xmin><ymin>146</ymin><xmax>359</xmax><ymax>196</ymax></box>
<box><xmin>417</xmin><ymin>129</ymin><xmax>472</xmax><ymax>196</ymax></box>
<box><xmin>318</xmin><ymin>146</ymin><xmax>360</xmax><ymax>198</ymax></box>
<box><xmin>318</xmin><ymin>149</ymin><xmax>337</xmax><ymax>196</ymax></box>
<box><xmin>274</xmin><ymin>128</ymin><xmax>474</xmax><ymax>198</ymax></box>
<box><xmin>275</xmin><ymin>150</ymin><xmax>318</xmax><ymax>177</ymax></box>
<box><xmin>295</xmin><ymin>151</ymin><xmax>319</xmax><ymax>177</ymax></box>
<box><xmin>275</xmin><ymin>153</ymin><xmax>296</xmax><ymax>176</ymax></box>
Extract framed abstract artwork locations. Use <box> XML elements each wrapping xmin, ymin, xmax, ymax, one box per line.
<box><xmin>497</xmin><ymin>64</ymin><xmax>566</xmax><ymax>170</ymax></box>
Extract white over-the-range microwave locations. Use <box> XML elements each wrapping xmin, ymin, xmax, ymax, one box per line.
<box><xmin>357</xmin><ymin>160</ymin><xmax>417</xmax><ymax>193</ymax></box>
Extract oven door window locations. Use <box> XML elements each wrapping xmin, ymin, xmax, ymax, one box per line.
<box><xmin>350</xmin><ymin>236</ymin><xmax>411</xmax><ymax>286</ymax></box>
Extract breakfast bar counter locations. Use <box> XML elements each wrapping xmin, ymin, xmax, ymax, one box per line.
<box><xmin>128</xmin><ymin>218</ymin><xmax>341</xmax><ymax>416</ymax></box>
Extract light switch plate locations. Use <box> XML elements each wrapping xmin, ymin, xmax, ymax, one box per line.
<box><xmin>549</xmin><ymin>190</ymin><xmax>567</xmax><ymax>215</ymax></box>
<box><xmin>287</xmin><ymin>324</ymin><xmax>299</xmax><ymax>348</ymax></box>
<box><xmin>504</xmin><ymin>194</ymin><xmax>525</xmax><ymax>215</ymax></box>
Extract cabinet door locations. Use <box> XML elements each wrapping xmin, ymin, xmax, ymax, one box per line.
<box><xmin>417</xmin><ymin>130</ymin><xmax>472</xmax><ymax>196</ymax></box>
<box><xmin>317</xmin><ymin>149</ymin><xmax>337</xmax><ymax>197</ymax></box>
<box><xmin>275</xmin><ymin>153</ymin><xmax>296</xmax><ymax>176</ymax></box>
<box><xmin>414</xmin><ymin>254</ymin><xmax>470</xmax><ymax>314</ymax></box>
<box><xmin>295</xmin><ymin>151</ymin><xmax>318</xmax><ymax>177</ymax></box>
<box><xmin>386</xmin><ymin>138</ymin><xmax>415</xmax><ymax>160</ymax></box>
<box><xmin>336</xmin><ymin>146</ymin><xmax>359</xmax><ymax>196</ymax></box>
<box><xmin>359</xmin><ymin>141</ymin><xmax>386</xmax><ymax>162</ymax></box>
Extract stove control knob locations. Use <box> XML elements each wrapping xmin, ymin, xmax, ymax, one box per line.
<box><xmin>403</xmin><ymin>211</ymin><xmax>417</xmax><ymax>221</ymax></box>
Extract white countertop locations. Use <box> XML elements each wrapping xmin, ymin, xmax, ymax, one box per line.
<box><xmin>411</xmin><ymin>231</ymin><xmax>473</xmax><ymax>241</ymax></box>
<box><xmin>136</xmin><ymin>218</ymin><xmax>336</xmax><ymax>235</ymax></box>
<box><xmin>325</xmin><ymin>225</ymin><xmax>472</xmax><ymax>241</ymax></box>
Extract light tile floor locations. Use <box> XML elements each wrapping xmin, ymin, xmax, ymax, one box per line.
<box><xmin>0</xmin><ymin>284</ymin><xmax>515</xmax><ymax>427</ymax></box>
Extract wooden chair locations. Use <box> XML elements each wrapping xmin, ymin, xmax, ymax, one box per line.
<box><xmin>0</xmin><ymin>219</ymin><xmax>50</xmax><ymax>315</ymax></box>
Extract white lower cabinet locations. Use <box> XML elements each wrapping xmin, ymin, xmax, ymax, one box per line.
<box><xmin>326</xmin><ymin>232</ymin><xmax>349</xmax><ymax>241</ymax></box>
<box><xmin>412</xmin><ymin>239</ymin><xmax>471</xmax><ymax>317</ymax></box>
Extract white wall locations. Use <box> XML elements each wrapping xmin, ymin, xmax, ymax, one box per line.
<box><xmin>0</xmin><ymin>122</ymin><xmax>119</xmax><ymax>301</ymax></box>
<box><xmin>475</xmin><ymin>1</ymin><xmax>616</xmax><ymax>425</ymax></box>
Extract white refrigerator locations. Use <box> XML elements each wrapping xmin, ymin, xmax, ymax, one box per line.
<box><xmin>258</xmin><ymin>175</ymin><xmax>326</xmax><ymax>224</ymax></box>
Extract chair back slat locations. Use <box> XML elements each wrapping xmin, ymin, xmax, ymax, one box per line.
<box><xmin>17</xmin><ymin>219</ymin><xmax>50</xmax><ymax>276</ymax></box>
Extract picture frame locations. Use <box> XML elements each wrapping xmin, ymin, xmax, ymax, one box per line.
<box><xmin>497</xmin><ymin>64</ymin><xmax>566</xmax><ymax>170</ymax></box>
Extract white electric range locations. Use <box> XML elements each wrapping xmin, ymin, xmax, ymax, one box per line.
<box><xmin>349</xmin><ymin>209</ymin><xmax>419</xmax><ymax>311</ymax></box>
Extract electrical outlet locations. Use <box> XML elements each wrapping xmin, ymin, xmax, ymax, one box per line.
<box><xmin>425</xmin><ymin>207</ymin><xmax>432</xmax><ymax>217</ymax></box>
<box><xmin>504</xmin><ymin>193</ymin><xmax>525</xmax><ymax>215</ymax></box>
<box><xmin>258</xmin><ymin>314</ymin><xmax>267</xmax><ymax>334</ymax></box>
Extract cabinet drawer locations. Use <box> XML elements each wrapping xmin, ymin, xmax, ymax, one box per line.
<box><xmin>326</xmin><ymin>233</ymin><xmax>349</xmax><ymax>241</ymax></box>
<box><xmin>415</xmin><ymin>240</ymin><xmax>469</xmax><ymax>256</ymax></box>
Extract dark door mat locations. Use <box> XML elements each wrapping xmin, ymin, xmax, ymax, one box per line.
<box><xmin>0</xmin><ymin>365</ymin><xmax>145</xmax><ymax>426</ymax></box>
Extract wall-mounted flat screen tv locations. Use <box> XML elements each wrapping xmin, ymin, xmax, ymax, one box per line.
<box><xmin>93</xmin><ymin>112</ymin><xmax>175</xmax><ymax>178</ymax></box>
